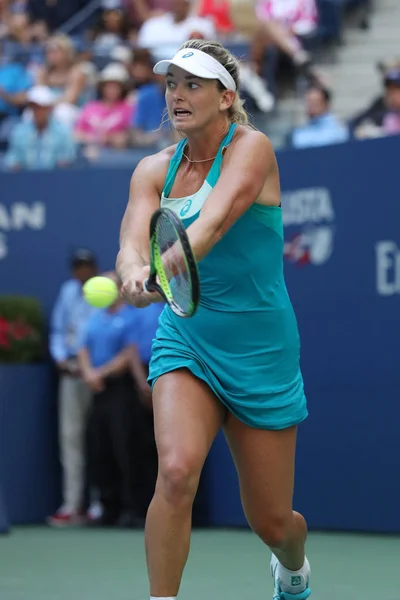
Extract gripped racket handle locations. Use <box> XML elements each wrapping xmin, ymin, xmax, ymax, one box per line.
<box><xmin>142</xmin><ymin>276</ymin><xmax>158</xmax><ymax>294</ymax></box>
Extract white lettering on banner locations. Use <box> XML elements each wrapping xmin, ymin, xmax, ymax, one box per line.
<box><xmin>282</xmin><ymin>187</ymin><xmax>335</xmax><ymax>266</ymax></box>
<box><xmin>12</xmin><ymin>203</ymin><xmax>45</xmax><ymax>230</ymax></box>
<box><xmin>0</xmin><ymin>202</ymin><xmax>46</xmax><ymax>261</ymax></box>
<box><xmin>0</xmin><ymin>233</ymin><xmax>7</xmax><ymax>260</ymax></box>
<box><xmin>375</xmin><ymin>241</ymin><xmax>400</xmax><ymax>296</ymax></box>
<box><xmin>0</xmin><ymin>205</ymin><xmax>10</xmax><ymax>230</ymax></box>
<box><xmin>282</xmin><ymin>188</ymin><xmax>334</xmax><ymax>226</ymax></box>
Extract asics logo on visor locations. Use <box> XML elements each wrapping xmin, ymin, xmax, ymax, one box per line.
<box><xmin>182</xmin><ymin>52</ymin><xmax>194</xmax><ymax>58</ymax></box>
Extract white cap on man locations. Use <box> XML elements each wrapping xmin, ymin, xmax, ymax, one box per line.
<box><xmin>153</xmin><ymin>48</ymin><xmax>236</xmax><ymax>92</ymax></box>
<box><xmin>27</xmin><ymin>86</ymin><xmax>55</xmax><ymax>107</ymax></box>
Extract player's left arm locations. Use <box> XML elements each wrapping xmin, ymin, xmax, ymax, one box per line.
<box><xmin>186</xmin><ymin>130</ymin><xmax>276</xmax><ymax>262</ymax></box>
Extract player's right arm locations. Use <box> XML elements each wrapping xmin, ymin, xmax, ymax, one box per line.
<box><xmin>116</xmin><ymin>149</ymin><xmax>171</xmax><ymax>305</ymax></box>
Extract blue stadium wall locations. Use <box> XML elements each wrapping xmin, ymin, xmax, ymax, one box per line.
<box><xmin>1</xmin><ymin>135</ymin><xmax>400</xmax><ymax>532</ymax></box>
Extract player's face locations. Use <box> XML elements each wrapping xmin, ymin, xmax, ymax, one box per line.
<box><xmin>165</xmin><ymin>65</ymin><xmax>233</xmax><ymax>132</ymax></box>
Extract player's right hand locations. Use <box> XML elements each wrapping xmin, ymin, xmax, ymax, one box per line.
<box><xmin>119</xmin><ymin>264</ymin><xmax>152</xmax><ymax>308</ymax></box>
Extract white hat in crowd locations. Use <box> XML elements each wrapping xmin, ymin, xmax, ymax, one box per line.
<box><xmin>99</xmin><ymin>62</ymin><xmax>129</xmax><ymax>84</ymax></box>
<box><xmin>27</xmin><ymin>86</ymin><xmax>55</xmax><ymax>107</ymax></box>
<box><xmin>111</xmin><ymin>45</ymin><xmax>133</xmax><ymax>65</ymax></box>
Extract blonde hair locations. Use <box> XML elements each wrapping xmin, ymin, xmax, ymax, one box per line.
<box><xmin>46</xmin><ymin>34</ymin><xmax>76</xmax><ymax>64</ymax></box>
<box><xmin>179</xmin><ymin>39</ymin><xmax>250</xmax><ymax>126</ymax></box>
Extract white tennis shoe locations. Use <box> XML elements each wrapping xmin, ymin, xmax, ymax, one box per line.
<box><xmin>270</xmin><ymin>554</ymin><xmax>311</xmax><ymax>600</ymax></box>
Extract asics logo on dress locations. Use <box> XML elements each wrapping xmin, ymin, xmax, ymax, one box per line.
<box><xmin>291</xmin><ymin>576</ymin><xmax>302</xmax><ymax>586</ymax></box>
<box><xmin>180</xmin><ymin>199</ymin><xmax>192</xmax><ymax>217</ymax></box>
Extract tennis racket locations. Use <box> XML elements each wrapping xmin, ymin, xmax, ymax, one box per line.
<box><xmin>142</xmin><ymin>207</ymin><xmax>200</xmax><ymax>318</ymax></box>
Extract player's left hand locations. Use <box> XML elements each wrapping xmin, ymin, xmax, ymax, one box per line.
<box><xmin>139</xmin><ymin>265</ymin><xmax>164</xmax><ymax>304</ymax></box>
<box><xmin>120</xmin><ymin>265</ymin><xmax>162</xmax><ymax>307</ymax></box>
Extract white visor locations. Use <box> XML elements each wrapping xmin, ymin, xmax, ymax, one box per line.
<box><xmin>153</xmin><ymin>48</ymin><xmax>236</xmax><ymax>92</ymax></box>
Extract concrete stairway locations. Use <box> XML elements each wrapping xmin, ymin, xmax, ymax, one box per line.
<box><xmin>265</xmin><ymin>0</ymin><xmax>400</xmax><ymax>148</ymax></box>
<box><xmin>323</xmin><ymin>0</ymin><xmax>400</xmax><ymax>119</ymax></box>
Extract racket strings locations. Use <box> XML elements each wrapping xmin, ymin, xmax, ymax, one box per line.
<box><xmin>156</xmin><ymin>214</ymin><xmax>192</xmax><ymax>313</ymax></box>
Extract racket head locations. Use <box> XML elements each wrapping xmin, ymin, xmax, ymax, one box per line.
<box><xmin>148</xmin><ymin>207</ymin><xmax>200</xmax><ymax>317</ymax></box>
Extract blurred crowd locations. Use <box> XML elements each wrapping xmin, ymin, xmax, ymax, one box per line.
<box><xmin>47</xmin><ymin>249</ymin><xmax>162</xmax><ymax>528</ymax></box>
<box><xmin>0</xmin><ymin>0</ymin><xmax>398</xmax><ymax>170</ymax></box>
<box><xmin>288</xmin><ymin>57</ymin><xmax>400</xmax><ymax>149</ymax></box>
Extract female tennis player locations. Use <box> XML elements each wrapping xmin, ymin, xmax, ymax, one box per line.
<box><xmin>116</xmin><ymin>39</ymin><xmax>311</xmax><ymax>600</ymax></box>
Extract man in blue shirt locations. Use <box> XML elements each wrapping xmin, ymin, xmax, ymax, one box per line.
<box><xmin>47</xmin><ymin>249</ymin><xmax>98</xmax><ymax>527</ymax></box>
<box><xmin>127</xmin><ymin>302</ymin><xmax>164</xmax><ymax>402</ymax></box>
<box><xmin>0</xmin><ymin>59</ymin><xmax>33</xmax><ymax>122</ymax></box>
<box><xmin>290</xmin><ymin>85</ymin><xmax>349</xmax><ymax>149</ymax></box>
<box><xmin>4</xmin><ymin>85</ymin><xmax>77</xmax><ymax>170</ymax></box>
<box><xmin>134</xmin><ymin>303</ymin><xmax>164</xmax><ymax>367</ymax></box>
<box><xmin>78</xmin><ymin>272</ymin><xmax>148</xmax><ymax>528</ymax></box>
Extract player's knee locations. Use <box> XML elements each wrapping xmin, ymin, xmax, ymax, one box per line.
<box><xmin>252</xmin><ymin>514</ymin><xmax>290</xmax><ymax>549</ymax></box>
<box><xmin>158</xmin><ymin>455</ymin><xmax>200</xmax><ymax>508</ymax></box>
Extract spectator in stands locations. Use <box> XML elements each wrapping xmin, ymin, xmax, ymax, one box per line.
<box><xmin>196</xmin><ymin>0</ymin><xmax>234</xmax><ymax>35</ymax></box>
<box><xmin>75</xmin><ymin>62</ymin><xmax>133</xmax><ymax>151</ymax></box>
<box><xmin>0</xmin><ymin>0</ymin><xmax>9</xmax><ymax>40</ymax></box>
<box><xmin>4</xmin><ymin>85</ymin><xmax>77</xmax><ymax>170</ymax></box>
<box><xmin>29</xmin><ymin>17</ymin><xmax>49</xmax><ymax>44</ymax></box>
<box><xmin>115</xmin><ymin>0</ymin><xmax>170</xmax><ymax>30</ymax></box>
<box><xmin>47</xmin><ymin>249</ymin><xmax>98</xmax><ymax>527</ymax></box>
<box><xmin>382</xmin><ymin>69</ymin><xmax>400</xmax><ymax>136</ymax></box>
<box><xmin>137</xmin><ymin>0</ymin><xmax>215</xmax><ymax>61</ymax></box>
<box><xmin>111</xmin><ymin>43</ymin><xmax>133</xmax><ymax>68</ymax></box>
<box><xmin>351</xmin><ymin>65</ymin><xmax>400</xmax><ymax>139</ymax></box>
<box><xmin>90</xmin><ymin>6</ymin><xmax>134</xmax><ymax>55</ymax></box>
<box><xmin>27</xmin><ymin>0</ymin><xmax>91</xmax><ymax>32</ymax></box>
<box><xmin>11</xmin><ymin>0</ymin><xmax>30</xmax><ymax>12</ymax></box>
<box><xmin>6</xmin><ymin>10</ymin><xmax>31</xmax><ymax>44</ymax></box>
<box><xmin>137</xmin><ymin>1</ymin><xmax>274</xmax><ymax>112</ymax></box>
<box><xmin>289</xmin><ymin>84</ymin><xmax>349</xmax><ymax>149</ymax></box>
<box><xmin>252</xmin><ymin>0</ymin><xmax>318</xmax><ymax>74</ymax></box>
<box><xmin>0</xmin><ymin>43</ymin><xmax>33</xmax><ymax>126</ymax></box>
<box><xmin>35</xmin><ymin>34</ymin><xmax>95</xmax><ymax>126</ymax></box>
<box><xmin>79</xmin><ymin>272</ymin><xmax>146</xmax><ymax>528</ymax></box>
<box><xmin>129</xmin><ymin>49</ymin><xmax>171</xmax><ymax>147</ymax></box>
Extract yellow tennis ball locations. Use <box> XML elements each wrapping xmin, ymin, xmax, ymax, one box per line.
<box><xmin>83</xmin><ymin>276</ymin><xmax>118</xmax><ymax>308</ymax></box>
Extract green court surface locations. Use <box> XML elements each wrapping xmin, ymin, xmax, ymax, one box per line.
<box><xmin>0</xmin><ymin>527</ymin><xmax>398</xmax><ymax>599</ymax></box>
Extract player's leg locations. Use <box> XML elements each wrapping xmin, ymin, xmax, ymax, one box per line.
<box><xmin>224</xmin><ymin>416</ymin><xmax>310</xmax><ymax>598</ymax></box>
<box><xmin>145</xmin><ymin>369</ymin><xmax>225</xmax><ymax>598</ymax></box>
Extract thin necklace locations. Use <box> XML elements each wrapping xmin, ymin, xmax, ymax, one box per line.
<box><xmin>182</xmin><ymin>151</ymin><xmax>217</xmax><ymax>163</ymax></box>
<box><xmin>182</xmin><ymin>124</ymin><xmax>230</xmax><ymax>163</ymax></box>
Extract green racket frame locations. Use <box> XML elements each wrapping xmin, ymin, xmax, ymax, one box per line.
<box><xmin>143</xmin><ymin>208</ymin><xmax>200</xmax><ymax>318</ymax></box>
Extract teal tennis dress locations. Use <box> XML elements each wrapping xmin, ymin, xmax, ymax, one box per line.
<box><xmin>148</xmin><ymin>123</ymin><xmax>307</xmax><ymax>430</ymax></box>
